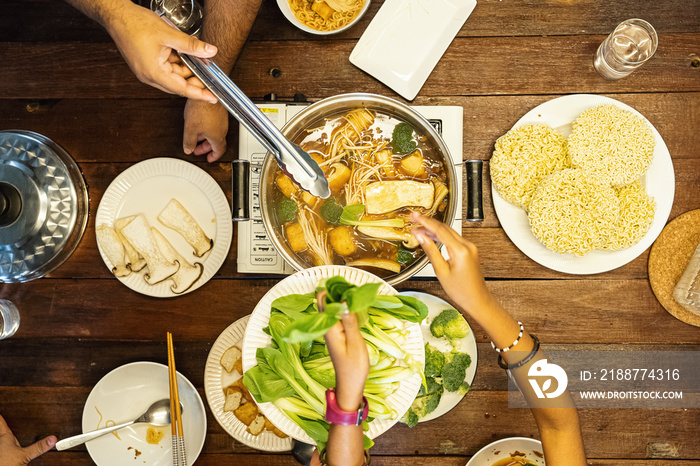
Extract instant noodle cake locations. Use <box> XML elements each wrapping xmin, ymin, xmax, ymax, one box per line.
<box><xmin>568</xmin><ymin>105</ymin><xmax>655</xmax><ymax>187</ymax></box>
<box><xmin>604</xmin><ymin>181</ymin><xmax>656</xmax><ymax>251</ymax></box>
<box><xmin>528</xmin><ymin>169</ymin><xmax>620</xmax><ymax>256</ymax></box>
<box><xmin>490</xmin><ymin>123</ymin><xmax>570</xmax><ymax>210</ymax></box>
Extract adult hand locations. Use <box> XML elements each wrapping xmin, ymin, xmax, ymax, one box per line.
<box><xmin>324</xmin><ymin>312</ymin><xmax>369</xmax><ymax>411</ymax></box>
<box><xmin>183</xmin><ymin>100</ymin><xmax>229</xmax><ymax>161</ymax></box>
<box><xmin>410</xmin><ymin>212</ymin><xmax>491</xmax><ymax>314</ymax></box>
<box><xmin>106</xmin><ymin>2</ymin><xmax>218</xmax><ymax>102</ymax></box>
<box><xmin>0</xmin><ymin>415</ymin><xmax>56</xmax><ymax>466</ymax></box>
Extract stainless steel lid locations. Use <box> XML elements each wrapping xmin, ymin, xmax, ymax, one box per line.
<box><xmin>0</xmin><ymin>131</ymin><xmax>89</xmax><ymax>282</ymax></box>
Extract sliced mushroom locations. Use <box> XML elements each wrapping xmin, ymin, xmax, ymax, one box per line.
<box><xmin>158</xmin><ymin>199</ymin><xmax>213</xmax><ymax>257</ymax></box>
<box><xmin>152</xmin><ymin>227</ymin><xmax>204</xmax><ymax>294</ymax></box>
<box><xmin>346</xmin><ymin>258</ymin><xmax>401</xmax><ymax>274</ymax></box>
<box><xmin>364</xmin><ymin>180</ymin><xmax>434</xmax><ymax>214</ymax></box>
<box><xmin>114</xmin><ymin>216</ymin><xmax>146</xmax><ymax>272</ymax></box>
<box><xmin>356</xmin><ymin>226</ymin><xmax>419</xmax><ymax>249</ymax></box>
<box><xmin>96</xmin><ymin>224</ymin><xmax>131</xmax><ymax>277</ymax></box>
<box><xmin>427</xmin><ymin>180</ymin><xmax>449</xmax><ymax>217</ymax></box>
<box><xmin>374</xmin><ymin>149</ymin><xmax>395</xmax><ymax>177</ymax></box>
<box><xmin>121</xmin><ymin>215</ymin><xmax>180</xmax><ymax>285</ymax></box>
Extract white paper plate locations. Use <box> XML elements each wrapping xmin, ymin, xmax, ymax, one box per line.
<box><xmin>466</xmin><ymin>437</ymin><xmax>545</xmax><ymax>466</ymax></box>
<box><xmin>82</xmin><ymin>362</ymin><xmax>207</xmax><ymax>466</ymax></box>
<box><xmin>350</xmin><ymin>0</ymin><xmax>477</xmax><ymax>100</ymax></box>
<box><xmin>491</xmin><ymin>94</ymin><xmax>675</xmax><ymax>275</ymax></box>
<box><xmin>204</xmin><ymin>315</ymin><xmax>293</xmax><ymax>452</ymax></box>
<box><xmin>399</xmin><ymin>291</ymin><xmax>477</xmax><ymax>423</ymax></box>
<box><xmin>96</xmin><ymin>158</ymin><xmax>232</xmax><ymax>297</ymax></box>
<box><xmin>241</xmin><ymin>265</ymin><xmax>425</xmax><ymax>444</ymax></box>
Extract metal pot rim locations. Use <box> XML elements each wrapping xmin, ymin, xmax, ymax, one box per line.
<box><xmin>260</xmin><ymin>93</ymin><xmax>458</xmax><ymax>285</ymax></box>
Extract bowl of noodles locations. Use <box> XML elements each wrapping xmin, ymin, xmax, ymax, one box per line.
<box><xmin>277</xmin><ymin>0</ymin><xmax>371</xmax><ymax>34</ymax></box>
<box><xmin>259</xmin><ymin>93</ymin><xmax>458</xmax><ymax>285</ymax></box>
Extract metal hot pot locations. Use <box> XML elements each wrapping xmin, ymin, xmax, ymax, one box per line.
<box><xmin>259</xmin><ymin>93</ymin><xmax>458</xmax><ymax>285</ymax></box>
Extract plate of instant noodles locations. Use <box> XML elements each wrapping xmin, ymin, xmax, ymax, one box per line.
<box><xmin>277</xmin><ymin>0</ymin><xmax>370</xmax><ymax>34</ymax></box>
<box><xmin>490</xmin><ymin>94</ymin><xmax>675</xmax><ymax>275</ymax></box>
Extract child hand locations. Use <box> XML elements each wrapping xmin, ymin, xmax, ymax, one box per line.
<box><xmin>324</xmin><ymin>312</ymin><xmax>369</xmax><ymax>412</ymax></box>
<box><xmin>410</xmin><ymin>212</ymin><xmax>492</xmax><ymax>314</ymax></box>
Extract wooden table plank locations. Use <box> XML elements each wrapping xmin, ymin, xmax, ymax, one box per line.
<box><xmin>2</xmin><ymin>340</ymin><xmax>697</xmax><ymax>392</ymax></box>
<box><xmin>1</xmin><ymin>35</ymin><xmax>698</xmax><ymax>100</ymax></box>
<box><xmin>1</xmin><ymin>388</ymin><xmax>698</xmax><ymax>458</ymax></box>
<box><xmin>0</xmin><ymin>93</ymin><xmax>697</xmax><ymax>164</ymax></box>
<box><xmin>3</xmin><ymin>279</ymin><xmax>699</xmax><ymax>344</ymax></box>
<box><xmin>4</xmin><ymin>0</ymin><xmax>699</xmax><ymax>43</ymax></box>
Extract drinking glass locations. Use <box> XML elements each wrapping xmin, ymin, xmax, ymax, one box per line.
<box><xmin>0</xmin><ymin>299</ymin><xmax>20</xmax><ymax>339</ymax></box>
<box><xmin>593</xmin><ymin>19</ymin><xmax>658</xmax><ymax>80</ymax></box>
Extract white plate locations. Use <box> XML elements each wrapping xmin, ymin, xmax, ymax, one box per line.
<box><xmin>466</xmin><ymin>437</ymin><xmax>545</xmax><ymax>466</ymax></box>
<box><xmin>491</xmin><ymin>94</ymin><xmax>675</xmax><ymax>275</ymax></box>
<box><xmin>350</xmin><ymin>0</ymin><xmax>477</xmax><ymax>100</ymax></box>
<box><xmin>96</xmin><ymin>158</ymin><xmax>232</xmax><ymax>297</ymax></box>
<box><xmin>400</xmin><ymin>291</ymin><xmax>477</xmax><ymax>423</ymax></box>
<box><xmin>276</xmin><ymin>0</ymin><xmax>371</xmax><ymax>35</ymax></box>
<box><xmin>241</xmin><ymin>265</ymin><xmax>425</xmax><ymax>444</ymax></box>
<box><xmin>82</xmin><ymin>361</ymin><xmax>207</xmax><ymax>466</ymax></box>
<box><xmin>204</xmin><ymin>315</ymin><xmax>293</xmax><ymax>452</ymax></box>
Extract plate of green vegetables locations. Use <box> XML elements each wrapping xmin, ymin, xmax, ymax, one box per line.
<box><xmin>400</xmin><ymin>291</ymin><xmax>477</xmax><ymax>426</ymax></box>
<box><xmin>241</xmin><ymin>265</ymin><xmax>427</xmax><ymax>450</ymax></box>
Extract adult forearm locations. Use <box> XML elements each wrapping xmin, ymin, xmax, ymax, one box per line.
<box><xmin>201</xmin><ymin>0</ymin><xmax>262</xmax><ymax>73</ymax></box>
<box><xmin>63</xmin><ymin>0</ymin><xmax>130</xmax><ymax>30</ymax></box>
<box><xmin>326</xmin><ymin>424</ymin><xmax>364</xmax><ymax>466</ymax></box>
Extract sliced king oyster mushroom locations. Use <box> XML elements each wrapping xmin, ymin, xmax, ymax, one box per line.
<box><xmin>157</xmin><ymin>199</ymin><xmax>213</xmax><ymax>257</ymax></box>
<box><xmin>120</xmin><ymin>215</ymin><xmax>180</xmax><ymax>284</ymax></box>
<box><xmin>151</xmin><ymin>227</ymin><xmax>204</xmax><ymax>294</ymax></box>
<box><xmin>96</xmin><ymin>224</ymin><xmax>131</xmax><ymax>277</ymax></box>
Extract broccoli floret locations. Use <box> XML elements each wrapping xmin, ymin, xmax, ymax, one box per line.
<box><xmin>424</xmin><ymin>344</ymin><xmax>446</xmax><ymax>378</ymax></box>
<box><xmin>405</xmin><ymin>409</ymin><xmax>420</xmax><ymax>428</ymax></box>
<box><xmin>457</xmin><ymin>380</ymin><xmax>471</xmax><ymax>396</ymax></box>
<box><xmin>441</xmin><ymin>352</ymin><xmax>472</xmax><ymax>392</ymax></box>
<box><xmin>430</xmin><ymin>308</ymin><xmax>470</xmax><ymax>340</ymax></box>
<box><xmin>391</xmin><ymin>123</ymin><xmax>417</xmax><ymax>155</ymax></box>
<box><xmin>319</xmin><ymin>199</ymin><xmax>344</xmax><ymax>225</ymax></box>
<box><xmin>277</xmin><ymin>198</ymin><xmax>297</xmax><ymax>222</ymax></box>
<box><xmin>418</xmin><ymin>376</ymin><xmax>444</xmax><ymax>397</ymax></box>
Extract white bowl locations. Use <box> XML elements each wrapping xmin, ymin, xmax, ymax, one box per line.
<box><xmin>466</xmin><ymin>437</ymin><xmax>545</xmax><ymax>466</ymax></box>
<box><xmin>276</xmin><ymin>0</ymin><xmax>371</xmax><ymax>35</ymax></box>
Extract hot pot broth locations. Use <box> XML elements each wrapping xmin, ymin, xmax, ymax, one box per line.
<box><xmin>271</xmin><ymin>108</ymin><xmax>450</xmax><ymax>278</ymax></box>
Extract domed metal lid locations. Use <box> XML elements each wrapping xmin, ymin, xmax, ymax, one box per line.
<box><xmin>0</xmin><ymin>131</ymin><xmax>89</xmax><ymax>282</ymax></box>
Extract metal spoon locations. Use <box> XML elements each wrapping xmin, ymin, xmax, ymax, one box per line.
<box><xmin>291</xmin><ymin>439</ymin><xmax>316</xmax><ymax>465</ymax></box>
<box><xmin>56</xmin><ymin>398</ymin><xmax>181</xmax><ymax>451</ymax></box>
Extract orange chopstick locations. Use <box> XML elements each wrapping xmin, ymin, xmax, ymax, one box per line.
<box><xmin>167</xmin><ymin>331</ymin><xmax>186</xmax><ymax>466</ymax></box>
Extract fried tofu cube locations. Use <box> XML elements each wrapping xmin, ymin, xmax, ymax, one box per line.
<box><xmin>233</xmin><ymin>358</ymin><xmax>243</xmax><ymax>375</ymax></box>
<box><xmin>311</xmin><ymin>0</ymin><xmax>335</xmax><ymax>20</ymax></box>
<box><xmin>223</xmin><ymin>387</ymin><xmax>243</xmax><ymax>413</ymax></box>
<box><xmin>263</xmin><ymin>417</ymin><xmax>275</xmax><ymax>431</ymax></box>
<box><xmin>329</xmin><ymin>226</ymin><xmax>357</xmax><ymax>256</ymax></box>
<box><xmin>286</xmin><ymin>223</ymin><xmax>307</xmax><ymax>252</ymax></box>
<box><xmin>220</xmin><ymin>346</ymin><xmax>242</xmax><ymax>373</ymax></box>
<box><xmin>227</xmin><ymin>378</ymin><xmax>254</xmax><ymax>403</ymax></box>
<box><xmin>247</xmin><ymin>415</ymin><xmax>266</xmax><ymax>436</ymax></box>
<box><xmin>234</xmin><ymin>401</ymin><xmax>259</xmax><ymax>426</ymax></box>
<box><xmin>272</xmin><ymin>427</ymin><xmax>288</xmax><ymax>438</ymax></box>
<box><xmin>276</xmin><ymin>174</ymin><xmax>299</xmax><ymax>198</ymax></box>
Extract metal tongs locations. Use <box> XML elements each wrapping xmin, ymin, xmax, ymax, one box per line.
<box><xmin>156</xmin><ymin>6</ymin><xmax>330</xmax><ymax>199</ymax></box>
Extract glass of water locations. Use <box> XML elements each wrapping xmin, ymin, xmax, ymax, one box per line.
<box><xmin>593</xmin><ymin>19</ymin><xmax>658</xmax><ymax>80</ymax></box>
<box><xmin>0</xmin><ymin>299</ymin><xmax>19</xmax><ymax>339</ymax></box>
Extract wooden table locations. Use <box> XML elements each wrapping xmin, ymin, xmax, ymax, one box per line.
<box><xmin>1</xmin><ymin>0</ymin><xmax>699</xmax><ymax>464</ymax></box>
